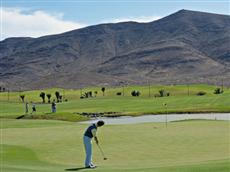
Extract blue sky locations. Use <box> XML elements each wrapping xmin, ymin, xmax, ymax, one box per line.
<box><xmin>1</xmin><ymin>0</ymin><xmax>229</xmax><ymax>39</ymax></box>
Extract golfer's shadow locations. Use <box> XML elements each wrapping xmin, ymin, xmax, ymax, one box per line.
<box><xmin>65</xmin><ymin>167</ymin><xmax>87</xmax><ymax>171</ymax></box>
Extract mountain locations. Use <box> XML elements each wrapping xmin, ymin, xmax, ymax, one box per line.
<box><xmin>0</xmin><ymin>9</ymin><xmax>230</xmax><ymax>90</ymax></box>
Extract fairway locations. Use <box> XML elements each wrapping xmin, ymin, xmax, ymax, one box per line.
<box><xmin>0</xmin><ymin>85</ymin><xmax>230</xmax><ymax>120</ymax></box>
<box><xmin>1</xmin><ymin>119</ymin><xmax>230</xmax><ymax>172</ymax></box>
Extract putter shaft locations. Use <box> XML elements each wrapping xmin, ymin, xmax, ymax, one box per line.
<box><xmin>97</xmin><ymin>144</ymin><xmax>107</xmax><ymax>160</ymax></box>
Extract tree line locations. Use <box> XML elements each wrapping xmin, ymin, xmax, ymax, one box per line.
<box><xmin>14</xmin><ymin>86</ymin><xmax>226</xmax><ymax>103</ymax></box>
<box><xmin>19</xmin><ymin>91</ymin><xmax>66</xmax><ymax>103</ymax></box>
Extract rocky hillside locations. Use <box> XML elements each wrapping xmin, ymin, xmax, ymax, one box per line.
<box><xmin>0</xmin><ymin>9</ymin><xmax>229</xmax><ymax>90</ymax></box>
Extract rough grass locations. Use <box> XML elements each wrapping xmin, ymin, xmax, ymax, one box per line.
<box><xmin>1</xmin><ymin>119</ymin><xmax>230</xmax><ymax>172</ymax></box>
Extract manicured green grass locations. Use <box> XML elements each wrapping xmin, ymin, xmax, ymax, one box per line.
<box><xmin>0</xmin><ymin>84</ymin><xmax>225</xmax><ymax>102</ymax></box>
<box><xmin>0</xmin><ymin>85</ymin><xmax>230</xmax><ymax>120</ymax></box>
<box><xmin>1</xmin><ymin>119</ymin><xmax>230</xmax><ymax>172</ymax></box>
<box><xmin>1</xmin><ymin>95</ymin><xmax>229</xmax><ymax>118</ymax></box>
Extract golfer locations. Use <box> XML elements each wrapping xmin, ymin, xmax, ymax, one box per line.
<box><xmin>83</xmin><ymin>120</ymin><xmax>105</xmax><ymax>168</ymax></box>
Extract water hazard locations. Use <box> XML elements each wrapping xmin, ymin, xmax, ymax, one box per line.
<box><xmin>79</xmin><ymin>113</ymin><xmax>230</xmax><ymax>125</ymax></box>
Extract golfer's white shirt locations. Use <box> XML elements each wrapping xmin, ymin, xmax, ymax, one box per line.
<box><xmin>92</xmin><ymin>129</ymin><xmax>97</xmax><ymax>137</ymax></box>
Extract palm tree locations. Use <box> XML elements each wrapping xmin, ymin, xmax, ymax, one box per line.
<box><xmin>47</xmin><ymin>94</ymin><xmax>52</xmax><ymax>103</ymax></box>
<box><xmin>55</xmin><ymin>91</ymin><xmax>60</xmax><ymax>102</ymax></box>
<box><xmin>40</xmin><ymin>92</ymin><xmax>46</xmax><ymax>103</ymax></box>
<box><xmin>101</xmin><ymin>87</ymin><xmax>105</xmax><ymax>96</ymax></box>
<box><xmin>20</xmin><ymin>95</ymin><xmax>25</xmax><ymax>102</ymax></box>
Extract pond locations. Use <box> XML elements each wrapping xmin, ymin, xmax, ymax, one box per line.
<box><xmin>79</xmin><ymin>113</ymin><xmax>230</xmax><ymax>125</ymax></box>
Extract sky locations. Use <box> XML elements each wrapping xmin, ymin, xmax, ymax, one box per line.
<box><xmin>1</xmin><ymin>0</ymin><xmax>229</xmax><ymax>40</ymax></box>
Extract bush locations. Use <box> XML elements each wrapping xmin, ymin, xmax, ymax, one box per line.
<box><xmin>159</xmin><ymin>89</ymin><xmax>165</xmax><ymax>97</ymax></box>
<box><xmin>214</xmin><ymin>88</ymin><xmax>224</xmax><ymax>94</ymax></box>
<box><xmin>158</xmin><ymin>89</ymin><xmax>170</xmax><ymax>97</ymax></box>
<box><xmin>197</xmin><ymin>91</ymin><xmax>206</xmax><ymax>96</ymax></box>
<box><xmin>116</xmin><ymin>92</ymin><xmax>122</xmax><ymax>96</ymax></box>
<box><xmin>131</xmin><ymin>90</ymin><xmax>140</xmax><ymax>97</ymax></box>
<box><xmin>80</xmin><ymin>91</ymin><xmax>93</xmax><ymax>99</ymax></box>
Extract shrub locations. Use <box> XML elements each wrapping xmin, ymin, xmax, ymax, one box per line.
<box><xmin>81</xmin><ymin>91</ymin><xmax>93</xmax><ymax>99</ymax></box>
<box><xmin>214</xmin><ymin>88</ymin><xmax>224</xmax><ymax>94</ymax></box>
<box><xmin>159</xmin><ymin>89</ymin><xmax>165</xmax><ymax>97</ymax></box>
<box><xmin>197</xmin><ymin>91</ymin><xmax>206</xmax><ymax>96</ymax></box>
<box><xmin>88</xmin><ymin>91</ymin><xmax>92</xmax><ymax>97</ymax></box>
<box><xmin>116</xmin><ymin>92</ymin><xmax>122</xmax><ymax>96</ymax></box>
<box><xmin>131</xmin><ymin>90</ymin><xmax>140</xmax><ymax>97</ymax></box>
<box><xmin>158</xmin><ymin>89</ymin><xmax>170</xmax><ymax>97</ymax></box>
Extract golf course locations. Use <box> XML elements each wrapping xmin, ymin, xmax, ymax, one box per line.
<box><xmin>1</xmin><ymin>1</ymin><xmax>230</xmax><ymax>170</ymax></box>
<box><xmin>1</xmin><ymin>119</ymin><xmax>230</xmax><ymax>172</ymax></box>
<box><xmin>0</xmin><ymin>84</ymin><xmax>230</xmax><ymax>119</ymax></box>
<box><xmin>1</xmin><ymin>84</ymin><xmax>230</xmax><ymax>171</ymax></box>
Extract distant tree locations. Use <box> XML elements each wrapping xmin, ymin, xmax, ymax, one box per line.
<box><xmin>40</xmin><ymin>92</ymin><xmax>46</xmax><ymax>103</ymax></box>
<box><xmin>159</xmin><ymin>89</ymin><xmax>165</xmax><ymax>97</ymax></box>
<box><xmin>94</xmin><ymin>91</ymin><xmax>98</xmax><ymax>97</ymax></box>
<box><xmin>55</xmin><ymin>91</ymin><xmax>60</xmax><ymax>102</ymax></box>
<box><xmin>0</xmin><ymin>86</ymin><xmax>2</xmax><ymax>92</ymax></box>
<box><xmin>214</xmin><ymin>88</ymin><xmax>224</xmax><ymax>94</ymax></box>
<box><xmin>131</xmin><ymin>90</ymin><xmax>140</xmax><ymax>97</ymax></box>
<box><xmin>47</xmin><ymin>94</ymin><xmax>52</xmax><ymax>103</ymax></box>
<box><xmin>2</xmin><ymin>87</ymin><xmax>5</xmax><ymax>92</ymax></box>
<box><xmin>101</xmin><ymin>87</ymin><xmax>105</xmax><ymax>96</ymax></box>
<box><xmin>20</xmin><ymin>95</ymin><xmax>25</xmax><ymax>102</ymax></box>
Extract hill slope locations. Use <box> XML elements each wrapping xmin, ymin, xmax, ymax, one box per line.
<box><xmin>0</xmin><ymin>9</ymin><xmax>229</xmax><ymax>90</ymax></box>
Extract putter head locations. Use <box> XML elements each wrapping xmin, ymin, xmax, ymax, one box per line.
<box><xmin>104</xmin><ymin>157</ymin><xmax>107</xmax><ymax>160</ymax></box>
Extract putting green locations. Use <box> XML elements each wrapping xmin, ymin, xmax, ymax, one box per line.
<box><xmin>1</xmin><ymin>119</ymin><xmax>230</xmax><ymax>172</ymax></box>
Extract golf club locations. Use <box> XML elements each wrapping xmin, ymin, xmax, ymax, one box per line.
<box><xmin>97</xmin><ymin>144</ymin><xmax>107</xmax><ymax>160</ymax></box>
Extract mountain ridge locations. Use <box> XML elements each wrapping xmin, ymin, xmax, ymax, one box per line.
<box><xmin>0</xmin><ymin>9</ymin><xmax>229</xmax><ymax>90</ymax></box>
